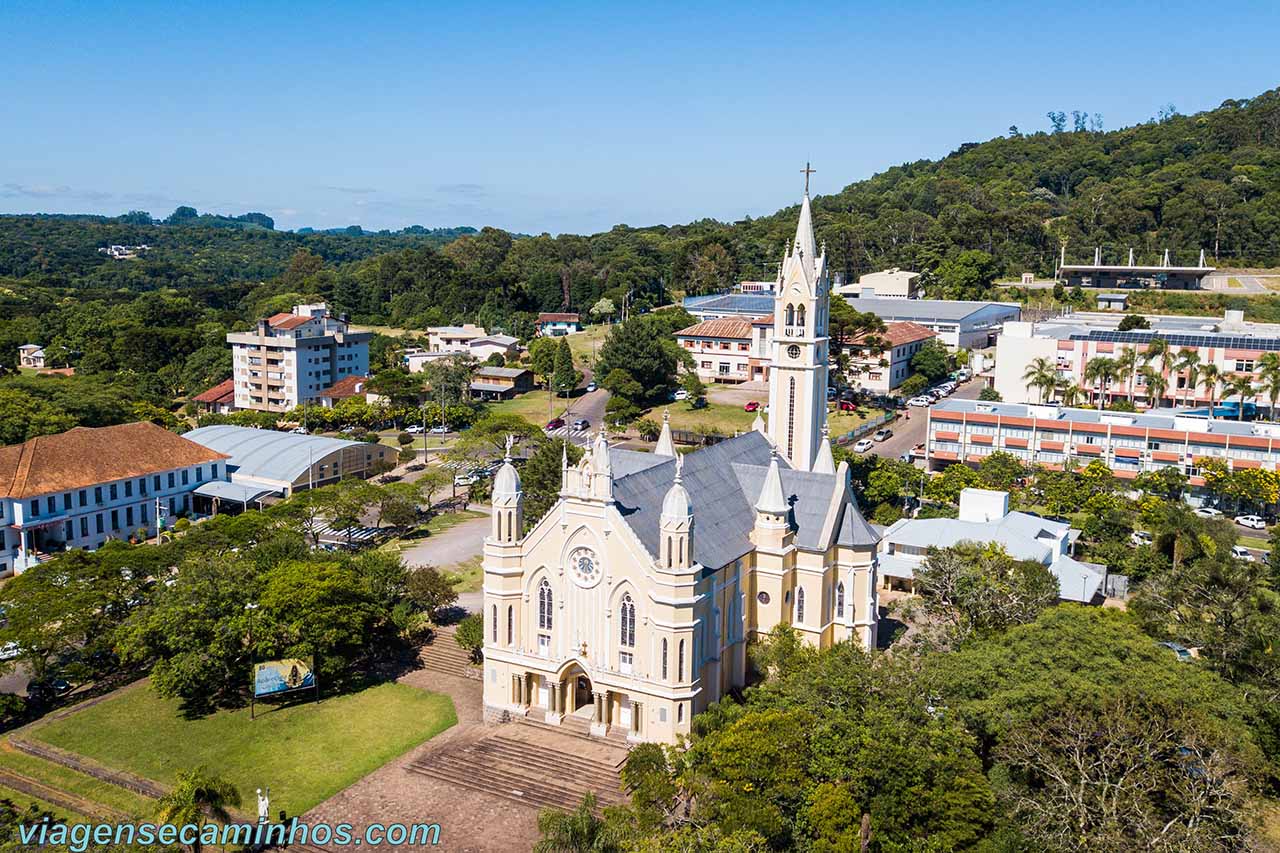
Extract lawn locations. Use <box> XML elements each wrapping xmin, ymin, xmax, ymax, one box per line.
<box><xmin>485</xmin><ymin>389</ymin><xmax>573</xmax><ymax>426</ymax></box>
<box><xmin>563</xmin><ymin>323</ymin><xmax>612</xmax><ymax>368</ymax></box>
<box><xmin>30</xmin><ymin>681</ymin><xmax>457</xmax><ymax>817</ymax></box>
<box><xmin>443</xmin><ymin>554</ymin><xmax>483</xmax><ymax>593</ymax></box>
<box><xmin>0</xmin><ymin>745</ymin><xmax>155</xmax><ymax>817</ymax></box>
<box><xmin>0</xmin><ymin>782</ymin><xmax>84</xmax><ymax>822</ymax></box>
<box><xmin>655</xmin><ymin>401</ymin><xmax>888</xmax><ymax>439</ymax></box>
<box><xmin>1239</xmin><ymin>534</ymin><xmax>1270</xmax><ymax>551</ymax></box>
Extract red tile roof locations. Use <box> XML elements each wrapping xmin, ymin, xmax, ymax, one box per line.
<box><xmin>192</xmin><ymin>378</ymin><xmax>235</xmax><ymax>404</ymax></box>
<box><xmin>319</xmin><ymin>375</ymin><xmax>368</xmax><ymax>399</ymax></box>
<box><xmin>852</xmin><ymin>321</ymin><xmax>937</xmax><ymax>348</ymax></box>
<box><xmin>267</xmin><ymin>313</ymin><xmax>313</xmax><ymax>330</ymax></box>
<box><xmin>675</xmin><ymin>317</ymin><xmax>754</xmax><ymax>339</ymax></box>
<box><xmin>537</xmin><ymin>313</ymin><xmax>580</xmax><ymax>323</ymax></box>
<box><xmin>0</xmin><ymin>423</ymin><xmax>229</xmax><ymax>499</ymax></box>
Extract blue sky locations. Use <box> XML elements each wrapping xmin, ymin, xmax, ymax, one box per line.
<box><xmin>3</xmin><ymin>0</ymin><xmax>1277</xmax><ymax>235</ymax></box>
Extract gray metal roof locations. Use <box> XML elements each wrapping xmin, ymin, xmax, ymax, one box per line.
<box><xmin>683</xmin><ymin>293</ymin><xmax>776</xmax><ymax>316</ymax></box>
<box><xmin>475</xmin><ymin>366</ymin><xmax>530</xmax><ymax>379</ymax></box>
<box><xmin>610</xmin><ymin>432</ymin><xmax>875</xmax><ymax>568</ymax></box>
<box><xmin>184</xmin><ymin>425</ymin><xmax>370</xmax><ymax>484</ymax></box>
<box><xmin>837</xmin><ymin>296</ymin><xmax>1022</xmax><ymax>323</ymax></box>
<box><xmin>193</xmin><ymin>479</ymin><xmax>280</xmax><ymax>503</ymax></box>
<box><xmin>881</xmin><ymin>512</ymin><xmax>1069</xmax><ymax>564</ymax></box>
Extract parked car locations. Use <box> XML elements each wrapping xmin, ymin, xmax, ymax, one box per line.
<box><xmin>837</xmin><ymin>400</ymin><xmax>855</xmax><ymax>412</ymax></box>
<box><xmin>289</xmin><ymin>427</ymin><xmax>308</xmax><ymax>435</ymax></box>
<box><xmin>0</xmin><ymin>642</ymin><xmax>19</xmax><ymax>661</ymax></box>
<box><xmin>1231</xmin><ymin>545</ymin><xmax>1256</xmax><ymax>562</ymax></box>
<box><xmin>744</xmin><ymin>401</ymin><xmax>760</xmax><ymax>412</ymax></box>
<box><xmin>545</xmin><ymin>417</ymin><xmax>565</xmax><ymax>430</ymax></box>
<box><xmin>1234</xmin><ymin>514</ymin><xmax>1266</xmax><ymax>529</ymax></box>
<box><xmin>572</xmin><ymin>418</ymin><xmax>590</xmax><ymax>431</ymax></box>
<box><xmin>840</xmin><ymin>388</ymin><xmax>857</xmax><ymax>401</ymax></box>
<box><xmin>872</xmin><ymin>428</ymin><xmax>893</xmax><ymax>442</ymax></box>
<box><xmin>673</xmin><ymin>389</ymin><xmax>689</xmax><ymax>401</ymax></box>
<box><xmin>1193</xmin><ymin>506</ymin><xmax>1224</xmax><ymax>518</ymax></box>
<box><xmin>429</xmin><ymin>425</ymin><xmax>449</xmax><ymax>434</ymax></box>
<box><xmin>405</xmin><ymin>463</ymin><xmax>426</xmax><ymax>472</ymax></box>
<box><xmin>907</xmin><ymin>396</ymin><xmax>931</xmax><ymax>407</ymax></box>
<box><xmin>585</xmin><ymin>381</ymin><xmax>598</xmax><ymax>392</ymax></box>
<box><xmin>826</xmin><ymin>387</ymin><xmax>837</xmax><ymax>400</ymax></box>
<box><xmin>956</xmin><ymin>368</ymin><xmax>972</xmax><ymax>382</ymax></box>
<box><xmin>406</xmin><ymin>424</ymin><xmax>425</xmax><ymax>434</ymax></box>
<box><xmin>377</xmin><ymin>474</ymin><xmax>403</xmax><ymax>484</ymax></box>
<box><xmin>453</xmin><ymin>473</ymin><xmax>479</xmax><ymax>487</ymax></box>
<box><xmin>853</xmin><ymin>438</ymin><xmax>875</xmax><ymax>453</ymax></box>
<box><xmin>1130</xmin><ymin>530</ymin><xmax>1153</xmax><ymax>546</ymax></box>
<box><xmin>1158</xmin><ymin>641</ymin><xmax>1193</xmax><ymax>663</ymax></box>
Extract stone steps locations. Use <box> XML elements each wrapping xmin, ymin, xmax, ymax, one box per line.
<box><xmin>417</xmin><ymin>629</ymin><xmax>479</xmax><ymax>678</ymax></box>
<box><xmin>405</xmin><ymin>733</ymin><xmax>626</xmax><ymax>814</ymax></box>
<box><xmin>515</xmin><ymin>712</ymin><xmax>632</xmax><ymax>753</ymax></box>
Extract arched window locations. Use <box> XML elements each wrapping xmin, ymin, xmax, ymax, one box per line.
<box><xmin>677</xmin><ymin>703</ymin><xmax>684</xmax><ymax>723</ymax></box>
<box><xmin>538</xmin><ymin>580</ymin><xmax>553</xmax><ymax>630</ymax></box>
<box><xmin>678</xmin><ymin>639</ymin><xmax>685</xmax><ymax>681</ymax></box>
<box><xmin>619</xmin><ymin>593</ymin><xmax>636</xmax><ymax>648</ymax></box>
<box><xmin>678</xmin><ymin>537</ymin><xmax>684</xmax><ymax>565</ymax></box>
<box><xmin>796</xmin><ymin>586</ymin><xmax>805</xmax><ymax>624</ymax></box>
<box><xmin>661</xmin><ymin>638</ymin><xmax>668</xmax><ymax>679</ymax></box>
<box><xmin>787</xmin><ymin>377</ymin><xmax>796</xmax><ymax>461</ymax></box>
<box><xmin>497</xmin><ymin>512</ymin><xmax>503</xmax><ymax>540</ymax></box>
<box><xmin>785</xmin><ymin>304</ymin><xmax>795</xmax><ymax>326</ymax></box>
<box><xmin>666</xmin><ymin>535</ymin><xmax>672</xmax><ymax>568</ymax></box>
<box><xmin>507</xmin><ymin>605</ymin><xmax>514</xmax><ymax>644</ymax></box>
<box><xmin>797</xmin><ymin>304</ymin><xmax>806</xmax><ymax>330</ymax></box>
<box><xmin>836</xmin><ymin>581</ymin><xmax>845</xmax><ymax>619</ymax></box>
<box><xmin>491</xmin><ymin>605</ymin><xmax>497</xmax><ymax>642</ymax></box>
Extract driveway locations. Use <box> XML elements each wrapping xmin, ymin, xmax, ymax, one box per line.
<box><xmin>865</xmin><ymin>378</ymin><xmax>984</xmax><ymax>463</ymax></box>
<box><xmin>545</xmin><ymin>385</ymin><xmax>609</xmax><ymax>446</ymax></box>
<box><xmin>400</xmin><ymin>513</ymin><xmax>490</xmax><ymax>571</ymax></box>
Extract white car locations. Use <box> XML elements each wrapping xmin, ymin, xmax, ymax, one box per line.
<box><xmin>955</xmin><ymin>369</ymin><xmax>971</xmax><ymax>382</ymax></box>
<box><xmin>853</xmin><ymin>439</ymin><xmax>875</xmax><ymax>453</ymax></box>
<box><xmin>453</xmin><ymin>473</ymin><xmax>478</xmax><ymax>487</ymax></box>
<box><xmin>673</xmin><ymin>389</ymin><xmax>689</xmax><ymax>401</ymax></box>
<box><xmin>429</xmin><ymin>425</ymin><xmax>449</xmax><ymax>434</ymax></box>
<box><xmin>1234</xmin><ymin>514</ymin><xmax>1266</xmax><ymax>530</ymax></box>
<box><xmin>1193</xmin><ymin>506</ymin><xmax>1224</xmax><ymax>518</ymax></box>
<box><xmin>1231</xmin><ymin>545</ymin><xmax>1256</xmax><ymax>562</ymax></box>
<box><xmin>405</xmin><ymin>424</ymin><xmax>425</xmax><ymax>434</ymax></box>
<box><xmin>1130</xmin><ymin>530</ymin><xmax>1153</xmax><ymax>546</ymax></box>
<box><xmin>289</xmin><ymin>427</ymin><xmax>308</xmax><ymax>435</ymax></box>
<box><xmin>0</xmin><ymin>642</ymin><xmax>19</xmax><ymax>661</ymax></box>
<box><xmin>907</xmin><ymin>396</ymin><xmax>931</xmax><ymax>407</ymax></box>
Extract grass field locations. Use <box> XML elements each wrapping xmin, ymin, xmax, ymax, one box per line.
<box><xmin>0</xmin><ymin>745</ymin><xmax>155</xmax><ymax>817</ymax></box>
<box><xmin>484</xmin><ymin>388</ymin><xmax>588</xmax><ymax>426</ymax></box>
<box><xmin>30</xmin><ymin>681</ymin><xmax>457</xmax><ymax>817</ymax></box>
<box><xmin>563</xmin><ymin>324</ymin><xmax>612</xmax><ymax>368</ymax></box>
<box><xmin>657</xmin><ymin>401</ymin><xmax>887</xmax><ymax>438</ymax></box>
<box><xmin>443</xmin><ymin>554</ymin><xmax>483</xmax><ymax>593</ymax></box>
<box><xmin>0</xmin><ymin>782</ymin><xmax>84</xmax><ymax>822</ymax></box>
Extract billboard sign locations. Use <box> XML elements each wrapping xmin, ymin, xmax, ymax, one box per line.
<box><xmin>252</xmin><ymin>658</ymin><xmax>315</xmax><ymax>698</ymax></box>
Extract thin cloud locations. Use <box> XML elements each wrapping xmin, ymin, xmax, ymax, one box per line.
<box><xmin>322</xmin><ymin>185</ymin><xmax>378</xmax><ymax>194</ymax></box>
<box><xmin>436</xmin><ymin>182</ymin><xmax>487</xmax><ymax>197</ymax></box>
<box><xmin>3</xmin><ymin>182</ymin><xmax>113</xmax><ymax>201</ymax></box>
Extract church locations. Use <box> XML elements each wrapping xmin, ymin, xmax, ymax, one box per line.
<box><xmin>481</xmin><ymin>182</ymin><xmax>881</xmax><ymax>744</ymax></box>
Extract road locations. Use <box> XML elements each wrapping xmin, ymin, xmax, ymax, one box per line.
<box><xmin>1202</xmin><ymin>273</ymin><xmax>1280</xmax><ymax>293</ymax></box>
<box><xmin>544</xmin><ymin>384</ymin><xmax>610</xmax><ymax>446</ymax></box>
<box><xmin>866</xmin><ymin>378</ymin><xmax>984</xmax><ymax>463</ymax></box>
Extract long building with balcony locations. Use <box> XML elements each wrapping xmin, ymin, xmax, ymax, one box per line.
<box><xmin>227</xmin><ymin>302</ymin><xmax>371</xmax><ymax>412</ymax></box>
<box><xmin>0</xmin><ymin>423</ymin><xmax>229</xmax><ymax>576</ymax></box>
<box><xmin>926</xmin><ymin>398</ymin><xmax>1280</xmax><ymax>497</ymax></box>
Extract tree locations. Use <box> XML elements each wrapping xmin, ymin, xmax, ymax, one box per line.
<box><xmin>154</xmin><ymin>767</ymin><xmax>241</xmax><ymax>853</ymax></box>
<box><xmin>924</xmin><ymin>463</ymin><xmax>980</xmax><ymax>505</ymax></box>
<box><xmin>367</xmin><ymin>369</ymin><xmax>423</xmax><ymax>408</ymax></box>
<box><xmin>1224</xmin><ymin>372</ymin><xmax>1255</xmax><ymax>420</ymax></box>
<box><xmin>933</xmin><ymin>249</ymin><xmax>998</xmax><ymax>300</ymax></box>
<box><xmin>898</xmin><ymin>373</ymin><xmax>927</xmax><ymax>399</ymax></box>
<box><xmin>913</xmin><ymin>543</ymin><xmax>1058</xmax><ymax>642</ymax></box>
<box><xmin>1115</xmin><ymin>346</ymin><xmax>1140</xmax><ymax>404</ymax></box>
<box><xmin>1117</xmin><ymin>313</ymin><xmax>1150</xmax><ymax>331</ymax></box>
<box><xmin>1258</xmin><ymin>351</ymin><xmax>1280</xmax><ymax>420</ymax></box>
<box><xmin>454</xmin><ymin>613</ymin><xmax>484</xmax><ymax>662</ymax></box>
<box><xmin>1173</xmin><ymin>348</ymin><xmax>1200</xmax><ymax>408</ymax></box>
<box><xmin>1022</xmin><ymin>357</ymin><xmax>1057</xmax><ymax>403</ymax></box>
<box><xmin>977</xmin><ymin>386</ymin><xmax>1001</xmax><ymax>402</ymax></box>
<box><xmin>521</xmin><ymin>438</ymin><xmax>584</xmax><ymax>528</ymax></box>
<box><xmin>977</xmin><ymin>451</ymin><xmax>1026</xmax><ymax>491</ymax></box>
<box><xmin>1139</xmin><ymin>364</ymin><xmax>1167</xmax><ymax>410</ymax></box>
<box><xmin>590</xmin><ymin>298</ymin><xmax>616</xmax><ymax>322</ymax></box>
<box><xmin>552</xmin><ymin>338</ymin><xmax>579</xmax><ymax>396</ymax></box>
<box><xmin>535</xmin><ymin>794</ymin><xmax>617</xmax><ymax>853</ymax></box>
<box><xmin>680</xmin><ymin>371</ymin><xmax>706</xmax><ymax>404</ymax></box>
<box><xmin>596</xmin><ymin>316</ymin><xmax>680</xmax><ymax>403</ymax></box>
<box><xmin>529</xmin><ymin>337</ymin><xmax>559</xmax><ymax>388</ymax></box>
<box><xmin>406</xmin><ymin>566</ymin><xmax>459</xmax><ymax>615</ymax></box>
<box><xmin>1199</xmin><ymin>362</ymin><xmax>1223</xmax><ymax>416</ymax></box>
<box><xmin>1082</xmin><ymin>356</ymin><xmax>1117</xmax><ymax>406</ymax></box>
<box><xmin>908</xmin><ymin>339</ymin><xmax>949</xmax><ymax>382</ymax></box>
<box><xmin>449</xmin><ymin>412</ymin><xmax>542</xmax><ymax>463</ymax></box>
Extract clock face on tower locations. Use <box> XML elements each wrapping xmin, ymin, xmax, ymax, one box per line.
<box><xmin>787</xmin><ymin>344</ymin><xmax>801</xmax><ymax>360</ymax></box>
<box><xmin>568</xmin><ymin>547</ymin><xmax>601</xmax><ymax>588</ymax></box>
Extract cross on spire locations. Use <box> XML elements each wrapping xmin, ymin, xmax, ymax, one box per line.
<box><xmin>801</xmin><ymin>161</ymin><xmax>816</xmax><ymax>195</ymax></box>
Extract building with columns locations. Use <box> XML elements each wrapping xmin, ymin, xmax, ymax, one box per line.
<box><xmin>481</xmin><ymin>186</ymin><xmax>881</xmax><ymax>744</ymax></box>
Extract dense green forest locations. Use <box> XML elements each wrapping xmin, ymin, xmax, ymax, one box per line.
<box><xmin>3</xmin><ymin>87</ymin><xmax>1280</xmax><ymax>386</ymax></box>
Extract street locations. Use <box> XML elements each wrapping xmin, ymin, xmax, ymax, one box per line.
<box><xmin>865</xmin><ymin>378</ymin><xmax>985</xmax><ymax>462</ymax></box>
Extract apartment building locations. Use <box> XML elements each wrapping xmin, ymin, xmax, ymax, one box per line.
<box><xmin>227</xmin><ymin>302</ymin><xmax>371</xmax><ymax>412</ymax></box>
<box><xmin>994</xmin><ymin>313</ymin><xmax>1279</xmax><ymax>407</ymax></box>
<box><xmin>926</xmin><ymin>398</ymin><xmax>1280</xmax><ymax>498</ymax></box>
<box><xmin>0</xmin><ymin>423</ymin><xmax>229</xmax><ymax>575</ymax></box>
<box><xmin>834</xmin><ymin>267</ymin><xmax>922</xmax><ymax>299</ymax></box>
<box><xmin>426</xmin><ymin>324</ymin><xmax>487</xmax><ymax>352</ymax></box>
<box><xmin>847</xmin><ymin>322</ymin><xmax>936</xmax><ymax>392</ymax></box>
<box><xmin>674</xmin><ymin>316</ymin><xmax>773</xmax><ymax>383</ymax></box>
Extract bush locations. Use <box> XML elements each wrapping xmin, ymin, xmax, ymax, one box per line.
<box><xmin>397</xmin><ymin>431</ymin><xmax>414</xmax><ymax>446</ymax></box>
<box><xmin>978</xmin><ymin>386</ymin><xmax>1002</xmax><ymax>402</ymax></box>
<box><xmin>636</xmin><ymin>418</ymin><xmax>661</xmax><ymax>441</ymax></box>
<box><xmin>398</xmin><ymin>447</ymin><xmax>416</xmax><ymax>462</ymax></box>
<box><xmin>605</xmin><ymin>395</ymin><xmax>643</xmax><ymax>426</ymax></box>
<box><xmin>454</xmin><ymin>613</ymin><xmax>485</xmax><ymax>662</ymax></box>
<box><xmin>872</xmin><ymin>502</ymin><xmax>903</xmax><ymax>525</ymax></box>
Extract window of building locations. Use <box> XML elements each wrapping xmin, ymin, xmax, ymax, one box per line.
<box><xmin>491</xmin><ymin>605</ymin><xmax>497</xmax><ymax>642</ymax></box>
<box><xmin>79</xmin><ymin>490</ymin><xmax>87</xmax><ymax>507</ymax></box>
<box><xmin>29</xmin><ymin>500</ymin><xmax>38</xmax><ymax>518</ymax></box>
<box><xmin>836</xmin><ymin>581</ymin><xmax>845</xmax><ymax>619</ymax></box>
<box><xmin>95</xmin><ymin>486</ymin><xmax>103</xmax><ymax>504</ymax></box>
<box><xmin>140</xmin><ymin>478</ymin><xmax>147</xmax><ymax>496</ymax></box>
<box><xmin>46</xmin><ymin>497</ymin><xmax>56</xmax><ymax>514</ymax></box>
<box><xmin>507</xmin><ymin>605</ymin><xmax>514</xmax><ymax>644</ymax></box>
<box><xmin>153</xmin><ymin>476</ymin><xmax>161</xmax><ymax>491</ymax></box>
<box><xmin>80</xmin><ymin>517</ymin><xmax>88</xmax><ymax>538</ymax></box>
<box><xmin>196</xmin><ymin>467</ymin><xmax>204</xmax><ymax>483</ymax></box>
<box><xmin>110</xmin><ymin>510</ymin><xmax>119</xmax><ymax>530</ymax></box>
<box><xmin>181</xmin><ymin>470</ymin><xmax>189</xmax><ymax>485</ymax></box>
<box><xmin>538</xmin><ymin>580</ymin><xmax>553</xmax><ymax>630</ymax></box>
<box><xmin>661</xmin><ymin>639</ymin><xmax>668</xmax><ymax>679</ymax></box>
<box><xmin>126</xmin><ymin>506</ymin><xmax>134</xmax><ymax>528</ymax></box>
<box><xmin>678</xmin><ymin>639</ymin><xmax>685</xmax><ymax>681</ymax></box>
<box><xmin>619</xmin><ymin>651</ymin><xmax>633</xmax><ymax>674</ymax></box>
<box><xmin>168</xmin><ymin>473</ymin><xmax>175</xmax><ymax>489</ymax></box>
<box><xmin>62</xmin><ymin>494</ymin><xmax>71</xmax><ymax>511</ymax></box>
<box><xmin>95</xmin><ymin>514</ymin><xmax>104</xmax><ymax>534</ymax></box>
<box><xmin>619</xmin><ymin>594</ymin><xmax>635</xmax><ymax>648</ymax></box>
<box><xmin>796</xmin><ymin>586</ymin><xmax>805</xmax><ymax>623</ymax></box>
<box><xmin>109</xmin><ymin>484</ymin><xmax>118</xmax><ymax>501</ymax></box>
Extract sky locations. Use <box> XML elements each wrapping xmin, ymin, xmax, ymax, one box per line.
<box><xmin>3</xmin><ymin>0</ymin><xmax>1278</xmax><ymax>236</ymax></box>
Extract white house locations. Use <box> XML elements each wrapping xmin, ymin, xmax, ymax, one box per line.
<box><xmin>835</xmin><ymin>267</ymin><xmax>922</xmax><ymax>299</ymax></box>
<box><xmin>18</xmin><ymin>345</ymin><xmax>45</xmax><ymax>369</ymax></box>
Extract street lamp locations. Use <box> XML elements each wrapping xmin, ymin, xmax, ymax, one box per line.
<box><xmin>246</xmin><ymin>602</ymin><xmax>260</xmax><ymax>719</ymax></box>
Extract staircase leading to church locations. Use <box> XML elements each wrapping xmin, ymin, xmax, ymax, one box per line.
<box><xmin>405</xmin><ymin>730</ymin><xmax>628</xmax><ymax>813</ymax></box>
<box><xmin>416</xmin><ymin>625</ymin><xmax>478</xmax><ymax>678</ymax></box>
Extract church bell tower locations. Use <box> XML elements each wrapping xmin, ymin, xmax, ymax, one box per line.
<box><xmin>767</xmin><ymin>164</ymin><xmax>830</xmax><ymax>471</ymax></box>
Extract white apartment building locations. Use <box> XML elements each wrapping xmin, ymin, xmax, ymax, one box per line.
<box><xmin>427</xmin><ymin>324</ymin><xmax>487</xmax><ymax>352</ymax></box>
<box><xmin>0</xmin><ymin>423</ymin><xmax>229</xmax><ymax>576</ymax></box>
<box><xmin>674</xmin><ymin>316</ymin><xmax>773</xmax><ymax>383</ymax></box>
<box><xmin>227</xmin><ymin>303</ymin><xmax>371</xmax><ymax>412</ymax></box>
<box><xmin>847</xmin><ymin>322</ymin><xmax>936</xmax><ymax>393</ymax></box>
<box><xmin>834</xmin><ymin>267</ymin><xmax>922</xmax><ymax>299</ymax></box>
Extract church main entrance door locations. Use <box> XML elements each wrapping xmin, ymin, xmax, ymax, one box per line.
<box><xmin>573</xmin><ymin>675</ymin><xmax>592</xmax><ymax>712</ymax></box>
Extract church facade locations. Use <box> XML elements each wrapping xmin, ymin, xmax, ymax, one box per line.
<box><xmin>481</xmin><ymin>186</ymin><xmax>880</xmax><ymax>744</ymax></box>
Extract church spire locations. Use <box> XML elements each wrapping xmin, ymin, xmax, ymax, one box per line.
<box><xmin>654</xmin><ymin>409</ymin><xmax>676</xmax><ymax>456</ymax></box>
<box><xmin>755</xmin><ymin>449</ymin><xmax>790</xmax><ymax>516</ymax></box>
<box><xmin>792</xmin><ymin>193</ymin><xmax>817</xmax><ymax>268</ymax></box>
<box><xmin>813</xmin><ymin>424</ymin><xmax>835</xmax><ymax>475</ymax></box>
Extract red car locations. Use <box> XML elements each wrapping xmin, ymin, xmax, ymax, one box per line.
<box><xmin>545</xmin><ymin>417</ymin><xmax>565</xmax><ymax>430</ymax></box>
<box><xmin>837</xmin><ymin>400</ymin><xmax>855</xmax><ymax>412</ymax></box>
<box><xmin>743</xmin><ymin>401</ymin><xmax>760</xmax><ymax>412</ymax></box>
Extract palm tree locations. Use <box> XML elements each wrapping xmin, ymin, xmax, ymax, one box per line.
<box><xmin>1141</xmin><ymin>336</ymin><xmax>1169</xmax><ymax>408</ymax></box>
<box><xmin>534</xmin><ymin>794</ymin><xmax>617</xmax><ymax>853</ymax></box>
<box><xmin>1057</xmin><ymin>381</ymin><xmax>1085</xmax><ymax>407</ymax></box>
<box><xmin>1022</xmin><ymin>357</ymin><xmax>1057</xmax><ymax>404</ymax></box>
<box><xmin>155</xmin><ymin>767</ymin><xmax>241</xmax><ymax>853</ymax></box>
<box><xmin>1116</xmin><ymin>346</ymin><xmax>1140</xmax><ymax>404</ymax></box>
<box><xmin>1258</xmin><ymin>352</ymin><xmax>1280</xmax><ymax>420</ymax></box>
<box><xmin>1083</xmin><ymin>357</ymin><xmax>1116</xmax><ymax>407</ymax></box>
<box><xmin>1200</xmin><ymin>362</ymin><xmax>1223</xmax><ymax>418</ymax></box>
<box><xmin>1140</xmin><ymin>365</ymin><xmax>1168</xmax><ymax>411</ymax></box>
<box><xmin>1173</xmin><ymin>348</ymin><xmax>1200</xmax><ymax>409</ymax></box>
<box><xmin>1225</xmin><ymin>373</ymin><xmax>1256</xmax><ymax>421</ymax></box>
